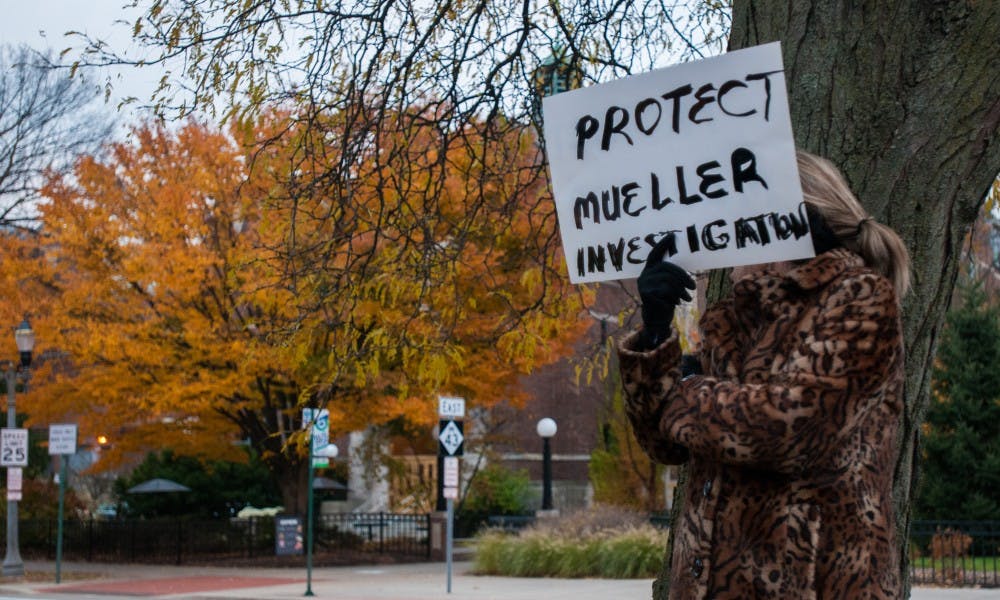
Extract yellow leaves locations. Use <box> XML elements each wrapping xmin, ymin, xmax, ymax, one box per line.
<box><xmin>674</xmin><ymin>303</ymin><xmax>702</xmax><ymax>354</ymax></box>
<box><xmin>3</xmin><ymin>107</ymin><xmax>597</xmax><ymax>476</ymax></box>
<box><xmin>496</xmin><ymin>328</ymin><xmax>539</xmax><ymax>368</ymax></box>
<box><xmin>10</xmin><ymin>121</ymin><xmax>274</xmax><ymax>463</ymax></box>
<box><xmin>964</xmin><ymin>176</ymin><xmax>1000</xmax><ymax>273</ymax></box>
<box><xmin>420</xmin><ymin>346</ymin><xmax>466</xmax><ymax>388</ymax></box>
<box><xmin>149</xmin><ymin>1</ymin><xmax>164</xmax><ymax>21</ymax></box>
<box><xmin>984</xmin><ymin>176</ymin><xmax>1000</xmax><ymax>215</ymax></box>
<box><xmin>349</xmin><ymin>339</ymin><xmax>387</xmax><ymax>388</ymax></box>
<box><xmin>519</xmin><ymin>266</ymin><xmax>543</xmax><ymax>294</ymax></box>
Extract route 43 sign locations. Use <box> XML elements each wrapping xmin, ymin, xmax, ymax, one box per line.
<box><xmin>438</xmin><ymin>419</ymin><xmax>464</xmax><ymax>457</ymax></box>
<box><xmin>0</xmin><ymin>428</ymin><xmax>28</xmax><ymax>467</ymax></box>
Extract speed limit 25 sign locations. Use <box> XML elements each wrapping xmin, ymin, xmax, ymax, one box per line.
<box><xmin>0</xmin><ymin>428</ymin><xmax>28</xmax><ymax>467</ymax></box>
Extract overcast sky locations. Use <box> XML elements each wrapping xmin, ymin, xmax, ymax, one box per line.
<box><xmin>1</xmin><ymin>0</ymin><xmax>164</xmax><ymax>121</ymax></box>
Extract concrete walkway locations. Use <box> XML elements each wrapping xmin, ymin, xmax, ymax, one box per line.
<box><xmin>0</xmin><ymin>560</ymin><xmax>993</xmax><ymax>599</ymax></box>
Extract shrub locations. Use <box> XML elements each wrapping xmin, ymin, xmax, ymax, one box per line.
<box><xmin>0</xmin><ymin>478</ymin><xmax>86</xmax><ymax>521</ymax></box>
<box><xmin>113</xmin><ymin>449</ymin><xmax>282</xmax><ymax>519</ymax></box>
<box><xmin>930</xmin><ymin>528</ymin><xmax>973</xmax><ymax>560</ymax></box>
<box><xmin>473</xmin><ymin>505</ymin><xmax>667</xmax><ymax>578</ymax></box>
<box><xmin>589</xmin><ymin>383</ymin><xmax>664</xmax><ymax>511</ymax></box>
<box><xmin>917</xmin><ymin>279</ymin><xmax>1000</xmax><ymax>520</ymax></box>
<box><xmin>456</xmin><ymin>464</ymin><xmax>535</xmax><ymax>536</ymax></box>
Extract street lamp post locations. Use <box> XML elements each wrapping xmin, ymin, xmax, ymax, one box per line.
<box><xmin>3</xmin><ymin>318</ymin><xmax>34</xmax><ymax>578</ymax></box>
<box><xmin>305</xmin><ymin>442</ymin><xmax>338</xmax><ymax>597</ymax></box>
<box><xmin>536</xmin><ymin>418</ymin><xmax>557</xmax><ymax>512</ymax></box>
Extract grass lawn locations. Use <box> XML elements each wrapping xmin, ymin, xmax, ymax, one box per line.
<box><xmin>911</xmin><ymin>556</ymin><xmax>1000</xmax><ymax>571</ymax></box>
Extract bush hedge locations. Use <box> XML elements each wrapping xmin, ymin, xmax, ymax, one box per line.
<box><xmin>457</xmin><ymin>464</ymin><xmax>535</xmax><ymax>537</ymax></box>
<box><xmin>472</xmin><ymin>505</ymin><xmax>667</xmax><ymax>579</ymax></box>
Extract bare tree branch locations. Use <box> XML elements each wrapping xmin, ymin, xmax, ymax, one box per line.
<box><xmin>0</xmin><ymin>45</ymin><xmax>113</xmax><ymax>231</ymax></box>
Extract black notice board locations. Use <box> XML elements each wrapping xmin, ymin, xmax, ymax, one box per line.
<box><xmin>275</xmin><ymin>515</ymin><xmax>303</xmax><ymax>556</ymax></box>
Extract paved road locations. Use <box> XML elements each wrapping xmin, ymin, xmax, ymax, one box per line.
<box><xmin>0</xmin><ymin>560</ymin><xmax>994</xmax><ymax>599</ymax></box>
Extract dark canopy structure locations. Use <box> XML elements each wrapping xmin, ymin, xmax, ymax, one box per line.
<box><xmin>127</xmin><ymin>478</ymin><xmax>191</xmax><ymax>494</ymax></box>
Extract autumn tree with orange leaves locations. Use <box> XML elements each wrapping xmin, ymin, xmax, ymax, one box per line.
<box><xmin>13</xmin><ymin>114</ymin><xmax>589</xmax><ymax>513</ymax></box>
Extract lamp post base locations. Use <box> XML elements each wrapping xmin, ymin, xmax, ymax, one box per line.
<box><xmin>5</xmin><ymin>482</ymin><xmax>22</xmax><ymax>578</ymax></box>
<box><xmin>2</xmin><ymin>559</ymin><xmax>24</xmax><ymax>578</ymax></box>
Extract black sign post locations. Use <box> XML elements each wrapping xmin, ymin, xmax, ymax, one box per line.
<box><xmin>435</xmin><ymin>453</ymin><xmax>447</xmax><ymax>512</ymax></box>
<box><xmin>436</xmin><ymin>409</ymin><xmax>465</xmax><ymax>594</ymax></box>
<box><xmin>436</xmin><ymin>419</ymin><xmax>464</xmax><ymax>511</ymax></box>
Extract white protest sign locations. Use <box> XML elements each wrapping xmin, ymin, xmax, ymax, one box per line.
<box><xmin>543</xmin><ymin>42</ymin><xmax>814</xmax><ymax>284</ymax></box>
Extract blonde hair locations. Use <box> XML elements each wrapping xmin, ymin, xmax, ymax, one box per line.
<box><xmin>797</xmin><ymin>150</ymin><xmax>911</xmax><ymax>298</ymax></box>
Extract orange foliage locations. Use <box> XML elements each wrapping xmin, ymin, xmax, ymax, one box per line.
<box><xmin>2</xmin><ymin>112</ymin><xmax>590</xmax><ymax>508</ymax></box>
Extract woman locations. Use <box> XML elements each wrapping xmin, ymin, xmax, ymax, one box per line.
<box><xmin>619</xmin><ymin>151</ymin><xmax>909</xmax><ymax>599</ymax></box>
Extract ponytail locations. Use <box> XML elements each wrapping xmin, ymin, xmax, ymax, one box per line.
<box><xmin>797</xmin><ymin>151</ymin><xmax>911</xmax><ymax>298</ymax></box>
<box><xmin>852</xmin><ymin>219</ymin><xmax>911</xmax><ymax>298</ymax></box>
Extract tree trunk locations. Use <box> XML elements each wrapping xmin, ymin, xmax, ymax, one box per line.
<box><xmin>275</xmin><ymin>460</ymin><xmax>309</xmax><ymax>516</ymax></box>
<box><xmin>256</xmin><ymin>439</ymin><xmax>308</xmax><ymax>516</ymax></box>
<box><xmin>656</xmin><ymin>2</ymin><xmax>1000</xmax><ymax>597</ymax></box>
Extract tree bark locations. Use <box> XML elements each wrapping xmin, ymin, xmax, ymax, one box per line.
<box><xmin>256</xmin><ymin>439</ymin><xmax>308</xmax><ymax>516</ymax></box>
<box><xmin>656</xmin><ymin>2</ymin><xmax>1000</xmax><ymax>597</ymax></box>
<box><xmin>276</xmin><ymin>460</ymin><xmax>309</xmax><ymax>516</ymax></box>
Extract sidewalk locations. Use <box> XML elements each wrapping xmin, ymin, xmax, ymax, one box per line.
<box><xmin>0</xmin><ymin>560</ymin><xmax>994</xmax><ymax>599</ymax></box>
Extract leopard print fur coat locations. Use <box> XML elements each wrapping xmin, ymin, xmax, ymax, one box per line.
<box><xmin>618</xmin><ymin>249</ymin><xmax>904</xmax><ymax>599</ymax></box>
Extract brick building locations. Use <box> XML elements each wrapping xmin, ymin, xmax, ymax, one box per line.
<box><xmin>487</xmin><ymin>286</ymin><xmax>634</xmax><ymax>512</ymax></box>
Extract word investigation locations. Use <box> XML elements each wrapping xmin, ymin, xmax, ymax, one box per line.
<box><xmin>575</xmin><ymin>204</ymin><xmax>810</xmax><ymax>278</ymax></box>
<box><xmin>572</xmin><ymin>147</ymin><xmax>767</xmax><ymax>230</ymax></box>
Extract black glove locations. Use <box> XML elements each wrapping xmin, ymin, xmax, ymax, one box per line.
<box><xmin>680</xmin><ymin>354</ymin><xmax>703</xmax><ymax>378</ymax></box>
<box><xmin>637</xmin><ymin>236</ymin><xmax>695</xmax><ymax>348</ymax></box>
<box><xmin>807</xmin><ymin>204</ymin><xmax>841</xmax><ymax>254</ymax></box>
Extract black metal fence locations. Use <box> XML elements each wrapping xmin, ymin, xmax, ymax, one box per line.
<box><xmin>480</xmin><ymin>517</ymin><xmax>1000</xmax><ymax>588</ymax></box>
<box><xmin>8</xmin><ymin>513</ymin><xmax>1000</xmax><ymax>586</ymax></box>
<box><xmin>909</xmin><ymin>520</ymin><xmax>1000</xmax><ymax>587</ymax></box>
<box><xmin>12</xmin><ymin>512</ymin><xmax>429</xmax><ymax>565</ymax></box>
<box><xmin>484</xmin><ymin>513</ymin><xmax>671</xmax><ymax>533</ymax></box>
<box><xmin>484</xmin><ymin>515</ymin><xmax>537</xmax><ymax>532</ymax></box>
